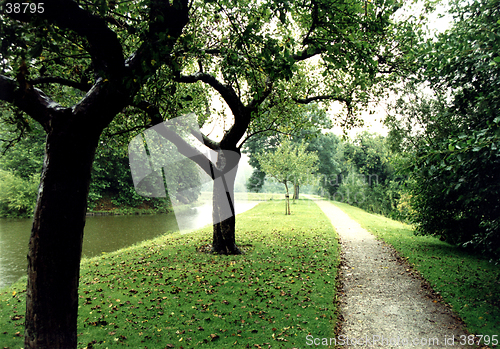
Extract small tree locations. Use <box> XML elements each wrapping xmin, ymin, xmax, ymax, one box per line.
<box><xmin>257</xmin><ymin>139</ymin><xmax>318</xmax><ymax>214</ymax></box>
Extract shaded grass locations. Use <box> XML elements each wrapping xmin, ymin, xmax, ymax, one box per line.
<box><xmin>331</xmin><ymin>200</ymin><xmax>500</xmax><ymax>337</ymax></box>
<box><xmin>0</xmin><ymin>199</ymin><xmax>339</xmax><ymax>348</ymax></box>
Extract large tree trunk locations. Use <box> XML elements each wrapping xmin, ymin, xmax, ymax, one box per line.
<box><xmin>211</xmin><ymin>149</ymin><xmax>242</xmax><ymax>255</ymax></box>
<box><xmin>25</xmin><ymin>124</ymin><xmax>100</xmax><ymax>349</ymax></box>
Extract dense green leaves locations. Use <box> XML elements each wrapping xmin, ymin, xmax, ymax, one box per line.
<box><xmin>0</xmin><ymin>169</ymin><xmax>39</xmax><ymax>217</ymax></box>
<box><xmin>387</xmin><ymin>0</ymin><xmax>500</xmax><ymax>259</ymax></box>
<box><xmin>326</xmin><ymin>132</ymin><xmax>404</xmax><ymax>218</ymax></box>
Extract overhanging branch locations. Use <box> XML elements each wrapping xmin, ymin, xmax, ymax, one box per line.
<box><xmin>292</xmin><ymin>46</ymin><xmax>323</xmax><ymax>61</ymax></box>
<box><xmin>30</xmin><ymin>77</ymin><xmax>91</xmax><ymax>92</ymax></box>
<box><xmin>134</xmin><ymin>100</ymin><xmax>220</xmax><ymax>151</ymax></box>
<box><xmin>0</xmin><ymin>75</ymin><xmax>68</xmax><ymax>132</ymax></box>
<box><xmin>293</xmin><ymin>94</ymin><xmax>350</xmax><ymax>104</ymax></box>
<box><xmin>37</xmin><ymin>0</ymin><xmax>124</xmax><ymax>78</ymax></box>
<box><xmin>248</xmin><ymin>78</ymin><xmax>273</xmax><ymax>109</ymax></box>
<box><xmin>176</xmin><ymin>72</ymin><xmax>244</xmax><ymax>117</ymax></box>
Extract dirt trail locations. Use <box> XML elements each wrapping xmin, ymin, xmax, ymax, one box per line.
<box><xmin>311</xmin><ymin>198</ymin><xmax>469</xmax><ymax>348</ymax></box>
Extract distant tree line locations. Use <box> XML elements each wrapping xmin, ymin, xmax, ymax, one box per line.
<box><xmin>244</xmin><ymin>130</ymin><xmax>409</xmax><ymax>221</ymax></box>
<box><xmin>0</xmin><ymin>120</ymin><xmax>199</xmax><ymax>217</ymax></box>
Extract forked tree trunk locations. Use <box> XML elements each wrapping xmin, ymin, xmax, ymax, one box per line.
<box><xmin>25</xmin><ymin>125</ymin><xmax>100</xmax><ymax>349</ymax></box>
<box><xmin>211</xmin><ymin>149</ymin><xmax>241</xmax><ymax>255</ymax></box>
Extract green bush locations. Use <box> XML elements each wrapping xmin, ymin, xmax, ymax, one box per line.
<box><xmin>0</xmin><ymin>169</ymin><xmax>39</xmax><ymax>217</ymax></box>
<box><xmin>410</xmin><ymin>126</ymin><xmax>500</xmax><ymax>259</ymax></box>
<box><xmin>334</xmin><ymin>166</ymin><xmax>402</xmax><ymax>219</ymax></box>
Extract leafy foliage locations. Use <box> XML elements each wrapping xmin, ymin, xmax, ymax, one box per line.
<box><xmin>243</xmin><ymin>132</ymin><xmax>280</xmax><ymax>193</ymax></box>
<box><xmin>335</xmin><ymin>132</ymin><xmax>403</xmax><ymax>217</ymax></box>
<box><xmin>386</xmin><ymin>0</ymin><xmax>500</xmax><ymax>259</ymax></box>
<box><xmin>0</xmin><ymin>121</ymin><xmax>45</xmax><ymax>217</ymax></box>
<box><xmin>0</xmin><ymin>169</ymin><xmax>39</xmax><ymax>217</ymax></box>
<box><xmin>306</xmin><ymin>133</ymin><xmax>343</xmax><ymax>197</ymax></box>
<box><xmin>245</xmin><ymin>131</ymin><xmax>409</xmax><ymax>219</ymax></box>
<box><xmin>0</xmin><ymin>133</ymin><xmax>177</xmax><ymax>216</ymax></box>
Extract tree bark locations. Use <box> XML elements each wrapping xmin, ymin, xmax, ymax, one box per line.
<box><xmin>211</xmin><ymin>149</ymin><xmax>242</xmax><ymax>255</ymax></box>
<box><xmin>25</xmin><ymin>122</ymin><xmax>101</xmax><ymax>349</ymax></box>
<box><xmin>293</xmin><ymin>183</ymin><xmax>300</xmax><ymax>200</ymax></box>
<box><xmin>284</xmin><ymin>182</ymin><xmax>290</xmax><ymax>215</ymax></box>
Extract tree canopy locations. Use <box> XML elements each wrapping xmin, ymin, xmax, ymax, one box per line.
<box><xmin>386</xmin><ymin>0</ymin><xmax>500</xmax><ymax>259</ymax></box>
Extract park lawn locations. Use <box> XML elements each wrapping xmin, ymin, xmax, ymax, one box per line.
<box><xmin>332</xmin><ymin>200</ymin><xmax>500</xmax><ymax>338</ymax></box>
<box><xmin>195</xmin><ymin>191</ymin><xmax>284</xmax><ymax>204</ymax></box>
<box><xmin>0</xmin><ymin>199</ymin><xmax>340</xmax><ymax>349</ymax></box>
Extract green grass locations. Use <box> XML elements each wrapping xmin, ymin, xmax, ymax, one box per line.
<box><xmin>0</xmin><ymin>199</ymin><xmax>339</xmax><ymax>348</ymax></box>
<box><xmin>331</xmin><ymin>200</ymin><xmax>500</xmax><ymax>337</ymax></box>
<box><xmin>242</xmin><ymin>192</ymin><xmax>284</xmax><ymax>201</ymax></box>
<box><xmin>195</xmin><ymin>191</ymin><xmax>284</xmax><ymax>204</ymax></box>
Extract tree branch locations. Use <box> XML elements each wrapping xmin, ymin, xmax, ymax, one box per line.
<box><xmin>292</xmin><ymin>46</ymin><xmax>323</xmax><ymax>61</ymax></box>
<box><xmin>239</xmin><ymin>128</ymin><xmax>284</xmax><ymax>148</ymax></box>
<box><xmin>201</xmin><ymin>48</ymin><xmax>222</xmax><ymax>55</ymax></box>
<box><xmin>133</xmin><ymin>100</ymin><xmax>220</xmax><ymax>151</ymax></box>
<box><xmin>176</xmin><ymin>72</ymin><xmax>245</xmax><ymax>117</ymax></box>
<box><xmin>130</xmin><ymin>100</ymin><xmax>220</xmax><ymax>177</ymax></box>
<box><xmin>293</xmin><ymin>94</ymin><xmax>350</xmax><ymax>104</ymax></box>
<box><xmin>248</xmin><ymin>78</ymin><xmax>273</xmax><ymax>109</ymax></box>
<box><xmin>0</xmin><ymin>75</ymin><xmax>68</xmax><ymax>132</ymax></box>
<box><xmin>29</xmin><ymin>77</ymin><xmax>91</xmax><ymax>92</ymax></box>
<box><xmin>202</xmin><ymin>134</ymin><xmax>219</xmax><ymax>151</ymax></box>
<box><xmin>302</xmin><ymin>1</ymin><xmax>319</xmax><ymax>46</ymax></box>
<box><xmin>152</xmin><ymin>122</ymin><xmax>220</xmax><ymax>178</ymax></box>
<box><xmin>17</xmin><ymin>0</ymin><xmax>127</xmax><ymax>79</ymax></box>
<box><xmin>126</xmin><ymin>0</ymin><xmax>189</xmax><ymax>75</ymax></box>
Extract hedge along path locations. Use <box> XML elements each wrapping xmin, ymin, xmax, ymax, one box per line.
<box><xmin>310</xmin><ymin>197</ymin><xmax>469</xmax><ymax>348</ymax></box>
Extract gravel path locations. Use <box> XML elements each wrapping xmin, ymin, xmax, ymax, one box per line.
<box><xmin>311</xmin><ymin>198</ymin><xmax>469</xmax><ymax>348</ymax></box>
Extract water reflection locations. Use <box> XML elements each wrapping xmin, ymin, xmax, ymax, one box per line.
<box><xmin>0</xmin><ymin>218</ymin><xmax>31</xmax><ymax>290</ymax></box>
<box><xmin>0</xmin><ymin>201</ymin><xmax>259</xmax><ymax>289</ymax></box>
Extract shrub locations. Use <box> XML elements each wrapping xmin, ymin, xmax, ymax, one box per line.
<box><xmin>0</xmin><ymin>170</ymin><xmax>39</xmax><ymax>217</ymax></box>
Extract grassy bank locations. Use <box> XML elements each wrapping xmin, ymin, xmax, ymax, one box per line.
<box><xmin>194</xmin><ymin>191</ymin><xmax>285</xmax><ymax>204</ymax></box>
<box><xmin>0</xmin><ymin>199</ymin><xmax>339</xmax><ymax>348</ymax></box>
<box><xmin>331</xmin><ymin>200</ymin><xmax>500</xmax><ymax>337</ymax></box>
<box><xmin>86</xmin><ymin>192</ymin><xmax>285</xmax><ymax>216</ymax></box>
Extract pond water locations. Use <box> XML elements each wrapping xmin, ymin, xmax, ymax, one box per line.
<box><xmin>0</xmin><ymin>201</ymin><xmax>259</xmax><ymax>289</ymax></box>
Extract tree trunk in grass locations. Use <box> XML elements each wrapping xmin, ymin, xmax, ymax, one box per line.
<box><xmin>293</xmin><ymin>183</ymin><xmax>300</xmax><ymax>200</ymax></box>
<box><xmin>0</xmin><ymin>1</ymin><xmax>190</xmax><ymax>346</ymax></box>
<box><xmin>284</xmin><ymin>182</ymin><xmax>291</xmax><ymax>215</ymax></box>
<box><xmin>211</xmin><ymin>149</ymin><xmax>242</xmax><ymax>254</ymax></box>
<box><xmin>25</xmin><ymin>122</ymin><xmax>100</xmax><ymax>349</ymax></box>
